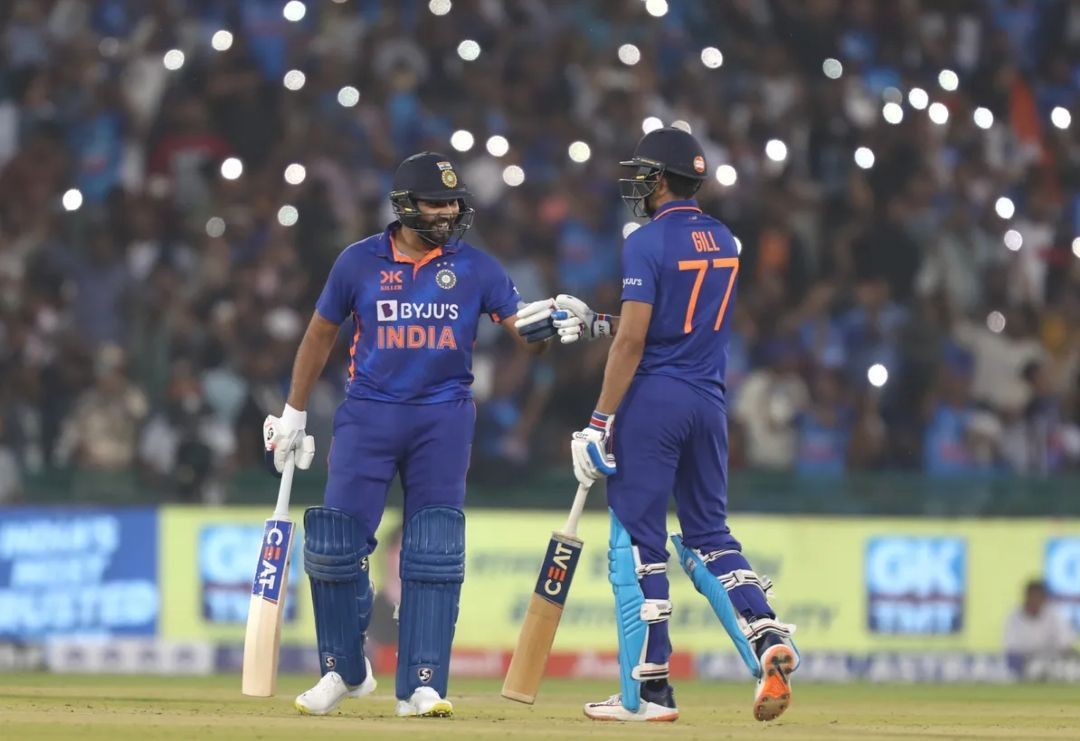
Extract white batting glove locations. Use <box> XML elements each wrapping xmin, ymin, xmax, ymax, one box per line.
<box><xmin>514</xmin><ymin>298</ymin><xmax>558</xmax><ymax>343</ymax></box>
<box><xmin>570</xmin><ymin>411</ymin><xmax>616</xmax><ymax>485</ymax></box>
<box><xmin>552</xmin><ymin>294</ymin><xmax>612</xmax><ymax>344</ymax></box>
<box><xmin>263</xmin><ymin>404</ymin><xmax>315</xmax><ymax>474</ymax></box>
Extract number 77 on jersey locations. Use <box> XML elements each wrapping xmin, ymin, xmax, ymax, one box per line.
<box><xmin>501</xmin><ymin>483</ymin><xmax>591</xmax><ymax>704</ymax></box>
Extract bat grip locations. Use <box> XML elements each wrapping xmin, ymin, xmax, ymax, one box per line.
<box><xmin>562</xmin><ymin>483</ymin><xmax>591</xmax><ymax>538</ymax></box>
<box><xmin>272</xmin><ymin>455</ymin><xmax>296</xmax><ymax>519</ymax></box>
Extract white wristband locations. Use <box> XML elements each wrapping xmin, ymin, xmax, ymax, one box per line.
<box><xmin>282</xmin><ymin>403</ymin><xmax>307</xmax><ymax>429</ymax></box>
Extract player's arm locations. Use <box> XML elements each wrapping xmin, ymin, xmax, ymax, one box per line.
<box><xmin>594</xmin><ymin>300</ymin><xmax>650</xmax><ymax>414</ymax></box>
<box><xmin>286</xmin><ymin>311</ymin><xmax>341</xmax><ymax>409</ymax></box>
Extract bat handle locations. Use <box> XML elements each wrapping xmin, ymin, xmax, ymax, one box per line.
<box><xmin>272</xmin><ymin>455</ymin><xmax>296</xmax><ymax>519</ymax></box>
<box><xmin>562</xmin><ymin>482</ymin><xmax>591</xmax><ymax>538</ymax></box>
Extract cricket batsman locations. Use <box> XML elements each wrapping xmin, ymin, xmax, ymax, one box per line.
<box><xmin>517</xmin><ymin>128</ymin><xmax>799</xmax><ymax>722</ymax></box>
<box><xmin>263</xmin><ymin>152</ymin><xmax>549</xmax><ymax>718</ymax></box>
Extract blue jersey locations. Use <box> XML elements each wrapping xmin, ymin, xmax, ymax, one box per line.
<box><xmin>315</xmin><ymin>224</ymin><xmax>520</xmax><ymax>404</ymax></box>
<box><xmin>620</xmin><ymin>199</ymin><xmax>739</xmax><ymax>400</ymax></box>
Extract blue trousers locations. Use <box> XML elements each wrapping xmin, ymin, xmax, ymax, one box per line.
<box><xmin>324</xmin><ymin>397</ymin><xmax>475</xmax><ymax>548</ymax></box>
<box><xmin>608</xmin><ymin>374</ymin><xmax>744</xmax><ymax>666</ymax></box>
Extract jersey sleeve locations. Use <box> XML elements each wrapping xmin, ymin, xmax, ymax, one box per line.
<box><xmin>314</xmin><ymin>246</ymin><xmax>356</xmax><ymax>324</ymax></box>
<box><xmin>481</xmin><ymin>255</ymin><xmax>522</xmax><ymax>322</ymax></box>
<box><xmin>620</xmin><ymin>229</ymin><xmax>662</xmax><ymax>304</ymax></box>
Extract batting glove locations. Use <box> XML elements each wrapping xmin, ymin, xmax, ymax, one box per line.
<box><xmin>571</xmin><ymin>411</ymin><xmax>616</xmax><ymax>485</ymax></box>
<box><xmin>552</xmin><ymin>294</ymin><xmax>611</xmax><ymax>344</ymax></box>
<box><xmin>263</xmin><ymin>404</ymin><xmax>315</xmax><ymax>475</ymax></box>
<box><xmin>514</xmin><ymin>298</ymin><xmax>558</xmax><ymax>343</ymax></box>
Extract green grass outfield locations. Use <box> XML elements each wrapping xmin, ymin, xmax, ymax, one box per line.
<box><xmin>2</xmin><ymin>673</ymin><xmax>1077</xmax><ymax>740</ymax></box>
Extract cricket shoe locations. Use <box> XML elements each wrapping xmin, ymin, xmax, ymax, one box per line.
<box><xmin>583</xmin><ymin>682</ymin><xmax>679</xmax><ymax>722</ymax></box>
<box><xmin>753</xmin><ymin>642</ymin><xmax>797</xmax><ymax>721</ymax></box>
<box><xmin>294</xmin><ymin>658</ymin><xmax>377</xmax><ymax>715</ymax></box>
<box><xmin>394</xmin><ymin>686</ymin><xmax>453</xmax><ymax>718</ymax></box>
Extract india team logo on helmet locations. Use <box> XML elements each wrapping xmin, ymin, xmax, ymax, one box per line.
<box><xmin>435</xmin><ymin>268</ymin><xmax>457</xmax><ymax>290</ymax></box>
<box><xmin>693</xmin><ymin>155</ymin><xmax>706</xmax><ymax>173</ymax></box>
<box><xmin>436</xmin><ymin>160</ymin><xmax>458</xmax><ymax>188</ymax></box>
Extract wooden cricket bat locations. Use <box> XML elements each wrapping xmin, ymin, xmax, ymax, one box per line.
<box><xmin>241</xmin><ymin>456</ymin><xmax>297</xmax><ymax>697</ymax></box>
<box><xmin>501</xmin><ymin>482</ymin><xmax>591</xmax><ymax>704</ymax></box>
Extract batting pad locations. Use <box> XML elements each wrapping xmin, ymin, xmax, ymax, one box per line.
<box><xmin>397</xmin><ymin>506</ymin><xmax>465</xmax><ymax>700</ymax></box>
<box><xmin>303</xmin><ymin>507</ymin><xmax>373</xmax><ymax>687</ymax></box>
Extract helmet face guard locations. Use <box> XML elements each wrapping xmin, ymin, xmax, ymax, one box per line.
<box><xmin>390</xmin><ymin>190</ymin><xmax>475</xmax><ymax>246</ymax></box>
<box><xmin>619</xmin><ymin>163</ymin><xmax>664</xmax><ymax>218</ymax></box>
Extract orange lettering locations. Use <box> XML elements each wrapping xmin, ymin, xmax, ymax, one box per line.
<box><xmin>387</xmin><ymin>326</ymin><xmax>405</xmax><ymax>348</ymax></box>
<box><xmin>437</xmin><ymin>326</ymin><xmax>457</xmax><ymax>349</ymax></box>
<box><xmin>407</xmin><ymin>326</ymin><xmax>426</xmax><ymax>348</ymax></box>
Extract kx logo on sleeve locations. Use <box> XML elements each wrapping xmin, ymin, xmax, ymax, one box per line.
<box><xmin>380</xmin><ymin>270</ymin><xmax>404</xmax><ymax>291</ymax></box>
<box><xmin>865</xmin><ymin>536</ymin><xmax>966</xmax><ymax>635</ymax></box>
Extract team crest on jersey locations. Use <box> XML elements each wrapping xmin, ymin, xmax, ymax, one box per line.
<box><xmin>435</xmin><ymin>268</ymin><xmax>457</xmax><ymax>290</ymax></box>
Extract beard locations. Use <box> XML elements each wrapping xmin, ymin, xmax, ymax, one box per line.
<box><xmin>420</xmin><ymin>214</ymin><xmax>455</xmax><ymax>245</ymax></box>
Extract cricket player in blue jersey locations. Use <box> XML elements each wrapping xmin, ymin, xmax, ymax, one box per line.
<box><xmin>263</xmin><ymin>152</ymin><xmax>549</xmax><ymax>718</ymax></box>
<box><xmin>518</xmin><ymin>128</ymin><xmax>799</xmax><ymax>722</ymax></box>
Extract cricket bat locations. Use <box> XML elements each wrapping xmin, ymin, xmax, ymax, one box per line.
<box><xmin>241</xmin><ymin>455</ymin><xmax>297</xmax><ymax>697</ymax></box>
<box><xmin>501</xmin><ymin>482</ymin><xmax>591</xmax><ymax>704</ymax></box>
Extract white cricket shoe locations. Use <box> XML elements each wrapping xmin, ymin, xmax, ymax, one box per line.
<box><xmin>294</xmin><ymin>658</ymin><xmax>377</xmax><ymax>715</ymax></box>
<box><xmin>394</xmin><ymin>686</ymin><xmax>454</xmax><ymax>718</ymax></box>
<box><xmin>753</xmin><ymin>643</ymin><xmax>796</xmax><ymax>721</ymax></box>
<box><xmin>583</xmin><ymin>694</ymin><xmax>679</xmax><ymax>722</ymax></box>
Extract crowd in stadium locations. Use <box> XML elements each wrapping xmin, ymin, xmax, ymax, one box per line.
<box><xmin>0</xmin><ymin>0</ymin><xmax>1078</xmax><ymax>502</ymax></box>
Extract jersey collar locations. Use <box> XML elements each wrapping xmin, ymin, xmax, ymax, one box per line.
<box><xmin>652</xmin><ymin>199</ymin><xmax>702</xmax><ymax>220</ymax></box>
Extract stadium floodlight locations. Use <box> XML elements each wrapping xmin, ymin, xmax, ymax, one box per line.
<box><xmin>995</xmin><ymin>196</ymin><xmax>1015</xmax><ymax>220</ymax></box>
<box><xmin>986</xmin><ymin>311</ymin><xmax>1006</xmax><ymax>334</ymax></box>
<box><xmin>284</xmin><ymin>164</ymin><xmax>306</xmax><ymax>185</ymax></box>
<box><xmin>62</xmin><ymin>189</ymin><xmax>83</xmax><ymax>212</ymax></box>
<box><xmin>854</xmin><ymin>146</ymin><xmax>875</xmax><ymax>169</ymax></box>
<box><xmin>211</xmin><ymin>30</ymin><xmax>233</xmax><ymax>52</ymax></box>
<box><xmin>938</xmin><ymin>69</ymin><xmax>959</xmax><ymax>92</ymax></box>
<box><xmin>701</xmin><ymin>47</ymin><xmax>723</xmax><ymax>69</ymax></box>
<box><xmin>882</xmin><ymin>102</ymin><xmax>904</xmax><ymax>124</ymax></box>
<box><xmin>1003</xmin><ymin>229</ymin><xmax>1023</xmax><ymax>251</ymax></box>
<box><xmin>928</xmin><ymin>102</ymin><xmax>949</xmax><ymax>125</ymax></box>
<box><xmin>283</xmin><ymin>70</ymin><xmax>306</xmax><ymax>91</ymax></box>
<box><xmin>1072</xmin><ymin>237</ymin><xmax>1080</xmax><ymax>259</ymax></box>
<box><xmin>867</xmin><ymin>363</ymin><xmax>888</xmax><ymax>388</ymax></box>
<box><xmin>822</xmin><ymin>58</ymin><xmax>842</xmax><ymax>79</ymax></box>
<box><xmin>908</xmin><ymin>87</ymin><xmax>929</xmax><ymax>110</ymax></box>
<box><xmin>502</xmin><ymin>165</ymin><xmax>525</xmax><ymax>187</ymax></box>
<box><xmin>645</xmin><ymin>0</ymin><xmax>668</xmax><ymax>17</ymax></box>
<box><xmin>221</xmin><ymin>157</ymin><xmax>243</xmax><ymax>180</ymax></box>
<box><xmin>715</xmin><ymin>165</ymin><xmax>737</xmax><ymax>186</ymax></box>
<box><xmin>486</xmin><ymin>135</ymin><xmax>509</xmax><ymax>157</ymax></box>
<box><xmin>450</xmin><ymin>130</ymin><xmax>474</xmax><ymax>152</ymax></box>
<box><xmin>641</xmin><ymin>117</ymin><xmax>663</xmax><ymax>134</ymax></box>
<box><xmin>205</xmin><ymin>217</ymin><xmax>226</xmax><ymax>237</ymax></box>
<box><xmin>457</xmin><ymin>40</ymin><xmax>481</xmax><ymax>61</ymax></box>
<box><xmin>163</xmin><ymin>49</ymin><xmax>185</xmax><ymax>70</ymax></box>
<box><xmin>765</xmin><ymin>139</ymin><xmax>788</xmax><ymax>162</ymax></box>
<box><xmin>1051</xmin><ymin>106</ymin><xmax>1071</xmax><ymax>130</ymax></box>
<box><xmin>618</xmin><ymin>44</ymin><xmax>641</xmax><ymax>66</ymax></box>
<box><xmin>277</xmin><ymin>205</ymin><xmax>299</xmax><ymax>226</ymax></box>
<box><xmin>973</xmin><ymin>107</ymin><xmax>994</xmax><ymax>130</ymax></box>
<box><xmin>568</xmin><ymin>141</ymin><xmax>591</xmax><ymax>163</ymax></box>
<box><xmin>337</xmin><ymin>86</ymin><xmax>360</xmax><ymax>107</ymax></box>
<box><xmin>429</xmin><ymin>0</ymin><xmax>452</xmax><ymax>15</ymax></box>
<box><xmin>283</xmin><ymin>1</ymin><xmax>306</xmax><ymax>22</ymax></box>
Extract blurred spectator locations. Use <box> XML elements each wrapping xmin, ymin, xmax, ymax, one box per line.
<box><xmin>1004</xmin><ymin>579</ymin><xmax>1077</xmax><ymax>679</ymax></box>
<box><xmin>734</xmin><ymin>338</ymin><xmax>808</xmax><ymax>471</ymax></box>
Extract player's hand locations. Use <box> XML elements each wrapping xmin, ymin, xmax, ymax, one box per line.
<box><xmin>571</xmin><ymin>412</ymin><xmax>616</xmax><ymax>485</ymax></box>
<box><xmin>263</xmin><ymin>404</ymin><xmax>316</xmax><ymax>475</ymax></box>
<box><xmin>514</xmin><ymin>298</ymin><xmax>558</xmax><ymax>343</ymax></box>
<box><xmin>552</xmin><ymin>294</ymin><xmax>611</xmax><ymax>344</ymax></box>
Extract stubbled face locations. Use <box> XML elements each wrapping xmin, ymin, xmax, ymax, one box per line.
<box><xmin>416</xmin><ymin>199</ymin><xmax>460</xmax><ymax>247</ymax></box>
